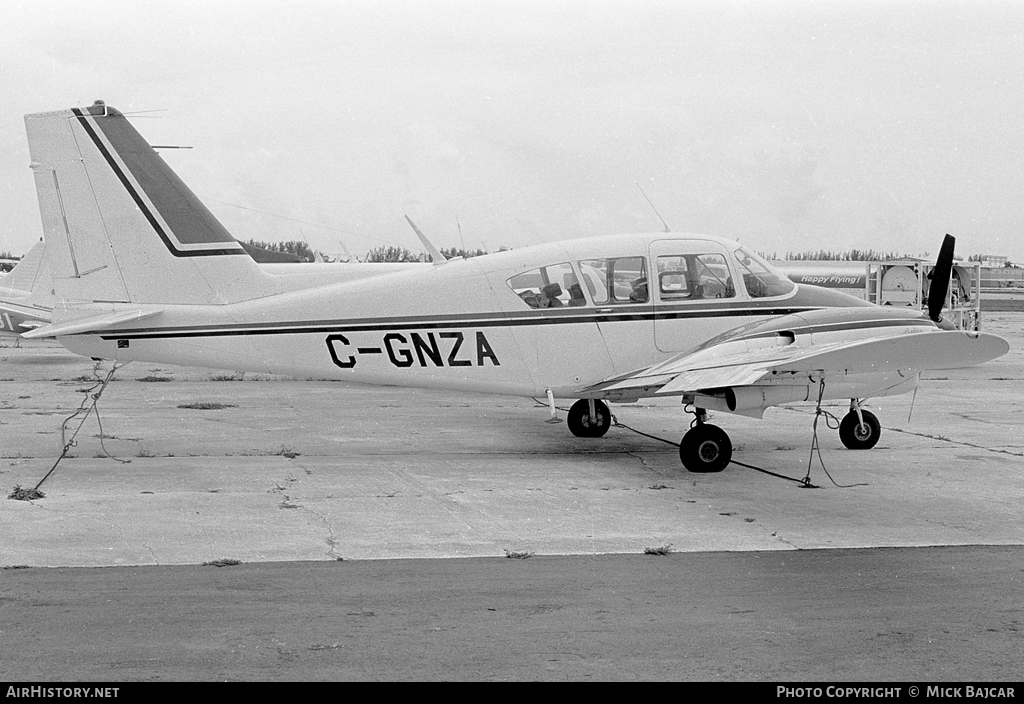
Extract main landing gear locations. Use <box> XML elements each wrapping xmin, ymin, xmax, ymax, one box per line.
<box><xmin>679</xmin><ymin>408</ymin><xmax>732</xmax><ymax>473</ymax></box>
<box><xmin>561</xmin><ymin>395</ymin><xmax>881</xmax><ymax>473</ymax></box>
<box><xmin>838</xmin><ymin>402</ymin><xmax>881</xmax><ymax>450</ymax></box>
<box><xmin>676</xmin><ymin>399</ymin><xmax>881</xmax><ymax>474</ymax></box>
<box><xmin>567</xmin><ymin>399</ymin><xmax>612</xmax><ymax>438</ymax></box>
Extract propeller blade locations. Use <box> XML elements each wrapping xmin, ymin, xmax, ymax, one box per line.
<box><xmin>927</xmin><ymin>234</ymin><xmax>955</xmax><ymax>323</ymax></box>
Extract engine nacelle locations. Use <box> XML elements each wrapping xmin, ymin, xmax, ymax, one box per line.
<box><xmin>691</xmin><ymin>385</ymin><xmax>812</xmax><ymax>418</ymax></box>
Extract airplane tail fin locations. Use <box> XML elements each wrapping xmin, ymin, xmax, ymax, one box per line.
<box><xmin>25</xmin><ymin>101</ymin><xmax>276</xmax><ymax>305</ymax></box>
<box><xmin>0</xmin><ymin>239</ymin><xmax>50</xmax><ymax>299</ymax></box>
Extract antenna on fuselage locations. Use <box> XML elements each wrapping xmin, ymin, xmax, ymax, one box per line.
<box><xmin>636</xmin><ymin>182</ymin><xmax>671</xmax><ymax>233</ymax></box>
<box><xmin>404</xmin><ymin>215</ymin><xmax>448</xmax><ymax>265</ymax></box>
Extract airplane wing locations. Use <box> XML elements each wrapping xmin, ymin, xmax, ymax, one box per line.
<box><xmin>586</xmin><ymin>327</ymin><xmax>1010</xmax><ymax>400</ymax></box>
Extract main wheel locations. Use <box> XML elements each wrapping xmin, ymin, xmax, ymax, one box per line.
<box><xmin>839</xmin><ymin>409</ymin><xmax>881</xmax><ymax>450</ymax></box>
<box><xmin>679</xmin><ymin>424</ymin><xmax>732</xmax><ymax>473</ymax></box>
<box><xmin>567</xmin><ymin>399</ymin><xmax>612</xmax><ymax>438</ymax></box>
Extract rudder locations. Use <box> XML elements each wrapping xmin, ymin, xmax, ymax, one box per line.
<box><xmin>25</xmin><ymin>101</ymin><xmax>276</xmax><ymax>305</ymax></box>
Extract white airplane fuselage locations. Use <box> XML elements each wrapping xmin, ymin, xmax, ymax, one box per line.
<box><xmin>18</xmin><ymin>101</ymin><xmax>1013</xmax><ymax>473</ymax></box>
<box><xmin>55</xmin><ymin>233</ymin><xmax>875</xmax><ymax>399</ymax></box>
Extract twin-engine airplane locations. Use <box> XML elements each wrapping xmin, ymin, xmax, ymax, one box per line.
<box><xmin>19</xmin><ymin>101</ymin><xmax>1009</xmax><ymax>472</ymax></box>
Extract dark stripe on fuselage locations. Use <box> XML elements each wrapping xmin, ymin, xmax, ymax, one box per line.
<box><xmin>71</xmin><ymin>108</ymin><xmax>246</xmax><ymax>259</ymax></box>
<box><xmin>94</xmin><ymin>305</ymin><xmax>823</xmax><ymax>341</ymax></box>
<box><xmin>724</xmin><ymin>317</ymin><xmax>935</xmax><ymax>341</ymax></box>
<box><xmin>90</xmin><ymin>306</ymin><xmax>942</xmax><ymax>345</ymax></box>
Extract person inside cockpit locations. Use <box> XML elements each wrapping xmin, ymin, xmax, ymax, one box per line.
<box><xmin>540</xmin><ymin>282</ymin><xmax>564</xmax><ymax>307</ymax></box>
<box><xmin>629</xmin><ymin>277</ymin><xmax>648</xmax><ymax>303</ymax></box>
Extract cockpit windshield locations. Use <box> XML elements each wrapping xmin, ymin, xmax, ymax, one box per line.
<box><xmin>732</xmin><ymin>246</ymin><xmax>795</xmax><ymax>298</ymax></box>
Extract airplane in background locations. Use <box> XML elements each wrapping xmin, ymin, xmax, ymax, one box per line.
<box><xmin>0</xmin><ymin>239</ymin><xmax>54</xmax><ymax>336</ymax></box>
<box><xmin>18</xmin><ymin>101</ymin><xmax>1009</xmax><ymax>472</ymax></box>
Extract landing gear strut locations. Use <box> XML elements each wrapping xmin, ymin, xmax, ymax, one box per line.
<box><xmin>567</xmin><ymin>398</ymin><xmax>612</xmax><ymax>438</ymax></box>
<box><xmin>679</xmin><ymin>408</ymin><xmax>732</xmax><ymax>473</ymax></box>
<box><xmin>839</xmin><ymin>402</ymin><xmax>880</xmax><ymax>450</ymax></box>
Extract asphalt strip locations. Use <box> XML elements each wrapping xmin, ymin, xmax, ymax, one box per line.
<box><xmin>1</xmin><ymin>545</ymin><xmax>1021</xmax><ymax>681</ymax></box>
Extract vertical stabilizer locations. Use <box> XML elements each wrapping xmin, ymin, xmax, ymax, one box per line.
<box><xmin>0</xmin><ymin>239</ymin><xmax>50</xmax><ymax>299</ymax></box>
<box><xmin>25</xmin><ymin>102</ymin><xmax>276</xmax><ymax>305</ymax></box>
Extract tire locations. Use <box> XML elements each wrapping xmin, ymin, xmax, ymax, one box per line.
<box><xmin>567</xmin><ymin>399</ymin><xmax>612</xmax><ymax>438</ymax></box>
<box><xmin>839</xmin><ymin>410</ymin><xmax>881</xmax><ymax>450</ymax></box>
<box><xmin>679</xmin><ymin>424</ymin><xmax>732</xmax><ymax>473</ymax></box>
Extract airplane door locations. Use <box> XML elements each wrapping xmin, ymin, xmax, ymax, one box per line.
<box><xmin>650</xmin><ymin>239</ymin><xmax>756</xmax><ymax>353</ymax></box>
<box><xmin>496</xmin><ymin>260</ymin><xmax>616</xmax><ymax>395</ymax></box>
<box><xmin>577</xmin><ymin>254</ymin><xmax>658</xmax><ymax>374</ymax></box>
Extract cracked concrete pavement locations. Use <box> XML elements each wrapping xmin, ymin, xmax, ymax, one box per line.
<box><xmin>2</xmin><ymin>313</ymin><xmax>1023</xmax><ymax>567</ymax></box>
<box><xmin>2</xmin><ymin>314</ymin><xmax>1023</xmax><ymax>681</ymax></box>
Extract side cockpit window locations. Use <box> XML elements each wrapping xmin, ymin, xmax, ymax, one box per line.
<box><xmin>507</xmin><ymin>263</ymin><xmax>586</xmax><ymax>309</ymax></box>
<box><xmin>578</xmin><ymin>257</ymin><xmax>648</xmax><ymax>304</ymax></box>
<box><xmin>733</xmin><ymin>246</ymin><xmax>795</xmax><ymax>298</ymax></box>
<box><xmin>657</xmin><ymin>253</ymin><xmax>735</xmax><ymax>300</ymax></box>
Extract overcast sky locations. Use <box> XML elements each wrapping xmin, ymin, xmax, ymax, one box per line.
<box><xmin>2</xmin><ymin>0</ymin><xmax>1022</xmax><ymax>261</ymax></box>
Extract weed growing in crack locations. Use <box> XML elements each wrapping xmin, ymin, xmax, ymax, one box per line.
<box><xmin>202</xmin><ymin>558</ymin><xmax>241</xmax><ymax>567</ymax></box>
<box><xmin>210</xmin><ymin>372</ymin><xmax>246</xmax><ymax>381</ymax></box>
<box><xmin>8</xmin><ymin>485</ymin><xmax>45</xmax><ymax>501</ymax></box>
<box><xmin>644</xmin><ymin>544</ymin><xmax>674</xmax><ymax>555</ymax></box>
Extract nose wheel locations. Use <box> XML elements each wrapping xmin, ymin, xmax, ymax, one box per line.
<box><xmin>567</xmin><ymin>399</ymin><xmax>612</xmax><ymax>438</ymax></box>
<box><xmin>679</xmin><ymin>409</ymin><xmax>732</xmax><ymax>472</ymax></box>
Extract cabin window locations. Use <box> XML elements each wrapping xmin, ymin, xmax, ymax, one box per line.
<box><xmin>507</xmin><ymin>263</ymin><xmax>585</xmax><ymax>309</ymax></box>
<box><xmin>577</xmin><ymin>257</ymin><xmax>648</xmax><ymax>304</ymax></box>
<box><xmin>732</xmin><ymin>247</ymin><xmax>795</xmax><ymax>298</ymax></box>
<box><xmin>656</xmin><ymin>253</ymin><xmax>735</xmax><ymax>300</ymax></box>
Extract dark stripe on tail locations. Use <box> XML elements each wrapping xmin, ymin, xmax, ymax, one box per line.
<box><xmin>71</xmin><ymin>108</ymin><xmax>246</xmax><ymax>258</ymax></box>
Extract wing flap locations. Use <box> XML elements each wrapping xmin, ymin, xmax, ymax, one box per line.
<box><xmin>656</xmin><ymin>364</ymin><xmax>770</xmax><ymax>395</ymax></box>
<box><xmin>599</xmin><ymin>372</ymin><xmax>678</xmax><ymax>393</ymax></box>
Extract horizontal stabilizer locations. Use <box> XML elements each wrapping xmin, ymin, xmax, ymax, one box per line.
<box><xmin>0</xmin><ymin>300</ymin><xmax>52</xmax><ymax>333</ymax></box>
<box><xmin>23</xmin><ymin>308</ymin><xmax>163</xmax><ymax>339</ymax></box>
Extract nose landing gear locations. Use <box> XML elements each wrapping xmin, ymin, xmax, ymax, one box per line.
<box><xmin>567</xmin><ymin>398</ymin><xmax>612</xmax><ymax>438</ymax></box>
